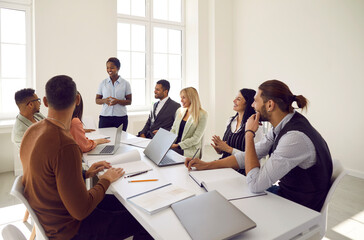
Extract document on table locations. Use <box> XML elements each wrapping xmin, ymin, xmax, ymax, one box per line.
<box><xmin>88</xmin><ymin>149</ymin><xmax>152</xmax><ymax>175</ymax></box>
<box><xmin>85</xmin><ymin>132</ymin><xmax>110</xmax><ymax>140</ymax></box>
<box><xmin>121</xmin><ymin>137</ymin><xmax>151</xmax><ymax>148</ymax></box>
<box><xmin>127</xmin><ymin>183</ymin><xmax>195</xmax><ymax>214</ymax></box>
<box><xmin>189</xmin><ymin>168</ymin><xmax>266</xmax><ymax>200</ymax></box>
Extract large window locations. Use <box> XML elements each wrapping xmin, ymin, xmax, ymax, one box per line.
<box><xmin>0</xmin><ymin>1</ymin><xmax>32</xmax><ymax>119</ymax></box>
<box><xmin>117</xmin><ymin>0</ymin><xmax>184</xmax><ymax>110</ymax></box>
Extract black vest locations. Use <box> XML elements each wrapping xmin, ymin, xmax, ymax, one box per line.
<box><xmin>271</xmin><ymin>112</ymin><xmax>333</xmax><ymax>212</ymax></box>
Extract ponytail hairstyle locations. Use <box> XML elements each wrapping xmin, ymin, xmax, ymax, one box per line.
<box><xmin>180</xmin><ymin>87</ymin><xmax>204</xmax><ymax>125</ymax></box>
<box><xmin>258</xmin><ymin>80</ymin><xmax>308</xmax><ymax>113</ymax></box>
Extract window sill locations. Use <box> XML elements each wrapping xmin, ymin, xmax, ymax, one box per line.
<box><xmin>0</xmin><ymin>119</ymin><xmax>15</xmax><ymax>134</ymax></box>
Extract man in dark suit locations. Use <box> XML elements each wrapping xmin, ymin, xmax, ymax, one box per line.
<box><xmin>138</xmin><ymin>79</ymin><xmax>180</xmax><ymax>139</ymax></box>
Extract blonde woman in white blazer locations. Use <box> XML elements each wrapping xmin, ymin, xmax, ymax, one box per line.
<box><xmin>170</xmin><ymin>87</ymin><xmax>208</xmax><ymax>158</ymax></box>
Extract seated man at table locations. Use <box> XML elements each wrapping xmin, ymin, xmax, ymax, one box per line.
<box><xmin>186</xmin><ymin>80</ymin><xmax>333</xmax><ymax>212</ymax></box>
<box><xmin>12</xmin><ymin>88</ymin><xmax>45</xmax><ymax>148</ymax></box>
<box><xmin>138</xmin><ymin>79</ymin><xmax>180</xmax><ymax>138</ymax></box>
<box><xmin>20</xmin><ymin>75</ymin><xmax>152</xmax><ymax>240</ymax></box>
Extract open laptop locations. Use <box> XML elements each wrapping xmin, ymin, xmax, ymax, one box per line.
<box><xmin>87</xmin><ymin>124</ymin><xmax>123</xmax><ymax>155</ymax></box>
<box><xmin>143</xmin><ymin>128</ymin><xmax>185</xmax><ymax>167</ymax></box>
<box><xmin>171</xmin><ymin>190</ymin><xmax>256</xmax><ymax>240</ymax></box>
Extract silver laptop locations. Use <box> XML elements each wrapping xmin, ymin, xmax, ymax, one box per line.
<box><xmin>171</xmin><ymin>190</ymin><xmax>256</xmax><ymax>240</ymax></box>
<box><xmin>87</xmin><ymin>124</ymin><xmax>123</xmax><ymax>155</ymax></box>
<box><xmin>143</xmin><ymin>128</ymin><xmax>185</xmax><ymax>167</ymax></box>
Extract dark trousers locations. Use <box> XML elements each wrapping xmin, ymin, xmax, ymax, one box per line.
<box><xmin>99</xmin><ymin>116</ymin><xmax>128</xmax><ymax>131</ymax></box>
<box><xmin>71</xmin><ymin>195</ymin><xmax>153</xmax><ymax>240</ymax></box>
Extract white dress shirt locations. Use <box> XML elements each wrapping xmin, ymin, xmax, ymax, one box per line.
<box><xmin>152</xmin><ymin>96</ymin><xmax>169</xmax><ymax>123</ymax></box>
<box><xmin>234</xmin><ymin>111</ymin><xmax>317</xmax><ymax>193</ymax></box>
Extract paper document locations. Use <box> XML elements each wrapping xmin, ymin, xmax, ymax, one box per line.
<box><xmin>127</xmin><ymin>183</ymin><xmax>195</xmax><ymax>214</ymax></box>
<box><xmin>85</xmin><ymin>133</ymin><xmax>110</xmax><ymax>140</ymax></box>
<box><xmin>189</xmin><ymin>168</ymin><xmax>266</xmax><ymax>200</ymax></box>
<box><xmin>88</xmin><ymin>149</ymin><xmax>152</xmax><ymax>175</ymax></box>
<box><xmin>121</xmin><ymin>137</ymin><xmax>151</xmax><ymax>148</ymax></box>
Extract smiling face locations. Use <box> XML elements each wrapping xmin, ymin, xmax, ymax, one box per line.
<box><xmin>106</xmin><ymin>61</ymin><xmax>119</xmax><ymax>79</ymax></box>
<box><xmin>233</xmin><ymin>92</ymin><xmax>246</xmax><ymax>113</ymax></box>
<box><xmin>154</xmin><ymin>84</ymin><xmax>167</xmax><ymax>100</ymax></box>
<box><xmin>180</xmin><ymin>91</ymin><xmax>191</xmax><ymax>108</ymax></box>
<box><xmin>252</xmin><ymin>90</ymin><xmax>270</xmax><ymax>121</ymax></box>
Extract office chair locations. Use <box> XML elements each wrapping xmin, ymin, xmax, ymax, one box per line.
<box><xmin>10</xmin><ymin>175</ymin><xmax>49</xmax><ymax>240</ymax></box>
<box><xmin>319</xmin><ymin>158</ymin><xmax>347</xmax><ymax>239</ymax></box>
<box><xmin>1</xmin><ymin>224</ymin><xmax>27</xmax><ymax>240</ymax></box>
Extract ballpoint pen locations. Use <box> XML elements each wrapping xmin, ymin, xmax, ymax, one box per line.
<box><xmin>191</xmin><ymin>148</ymin><xmax>200</xmax><ymax>160</ymax></box>
<box><xmin>124</xmin><ymin>170</ymin><xmax>149</xmax><ymax>178</ymax></box>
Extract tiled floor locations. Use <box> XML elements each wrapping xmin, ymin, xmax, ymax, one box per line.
<box><xmin>1</xmin><ymin>146</ymin><xmax>364</xmax><ymax>240</ymax></box>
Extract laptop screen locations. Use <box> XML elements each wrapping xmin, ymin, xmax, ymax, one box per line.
<box><xmin>143</xmin><ymin>128</ymin><xmax>177</xmax><ymax>164</ymax></box>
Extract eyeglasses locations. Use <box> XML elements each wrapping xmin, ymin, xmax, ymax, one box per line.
<box><xmin>27</xmin><ymin>98</ymin><xmax>41</xmax><ymax>105</ymax></box>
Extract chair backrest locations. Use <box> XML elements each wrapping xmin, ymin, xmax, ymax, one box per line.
<box><xmin>319</xmin><ymin>158</ymin><xmax>347</xmax><ymax>238</ymax></box>
<box><xmin>1</xmin><ymin>224</ymin><xmax>26</xmax><ymax>240</ymax></box>
<box><xmin>10</xmin><ymin>175</ymin><xmax>49</xmax><ymax>240</ymax></box>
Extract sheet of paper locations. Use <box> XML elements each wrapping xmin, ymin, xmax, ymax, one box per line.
<box><xmin>127</xmin><ymin>184</ymin><xmax>195</xmax><ymax>214</ymax></box>
<box><xmin>88</xmin><ymin>149</ymin><xmax>140</xmax><ymax>166</ymax></box>
<box><xmin>113</xmin><ymin>161</ymin><xmax>152</xmax><ymax>175</ymax></box>
<box><xmin>121</xmin><ymin>137</ymin><xmax>151</xmax><ymax>148</ymax></box>
<box><xmin>85</xmin><ymin>133</ymin><xmax>110</xmax><ymax>140</ymax></box>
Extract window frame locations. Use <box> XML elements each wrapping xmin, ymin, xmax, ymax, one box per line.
<box><xmin>0</xmin><ymin>0</ymin><xmax>33</xmax><ymax>120</ymax></box>
<box><xmin>117</xmin><ymin>0</ymin><xmax>185</xmax><ymax>112</ymax></box>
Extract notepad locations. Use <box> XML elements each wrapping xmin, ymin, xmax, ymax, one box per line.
<box><xmin>127</xmin><ymin>183</ymin><xmax>195</xmax><ymax>214</ymax></box>
<box><xmin>189</xmin><ymin>168</ymin><xmax>266</xmax><ymax>200</ymax></box>
<box><xmin>88</xmin><ymin>149</ymin><xmax>152</xmax><ymax>175</ymax></box>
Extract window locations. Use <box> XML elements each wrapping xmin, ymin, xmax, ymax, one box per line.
<box><xmin>117</xmin><ymin>0</ymin><xmax>184</xmax><ymax>110</ymax></box>
<box><xmin>0</xmin><ymin>1</ymin><xmax>32</xmax><ymax>119</ymax></box>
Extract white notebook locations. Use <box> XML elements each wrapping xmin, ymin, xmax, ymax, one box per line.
<box><xmin>189</xmin><ymin>168</ymin><xmax>266</xmax><ymax>200</ymax></box>
<box><xmin>88</xmin><ymin>149</ymin><xmax>152</xmax><ymax>176</ymax></box>
<box><xmin>127</xmin><ymin>183</ymin><xmax>195</xmax><ymax>214</ymax></box>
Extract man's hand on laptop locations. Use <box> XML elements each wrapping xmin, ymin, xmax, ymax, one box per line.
<box><xmin>100</xmin><ymin>168</ymin><xmax>125</xmax><ymax>183</ymax></box>
<box><xmin>85</xmin><ymin>161</ymin><xmax>111</xmax><ymax>178</ymax></box>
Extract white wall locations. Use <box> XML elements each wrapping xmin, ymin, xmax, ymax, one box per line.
<box><xmin>232</xmin><ymin>0</ymin><xmax>364</xmax><ymax>177</ymax></box>
<box><xmin>34</xmin><ymin>0</ymin><xmax>117</xmax><ymax>122</ymax></box>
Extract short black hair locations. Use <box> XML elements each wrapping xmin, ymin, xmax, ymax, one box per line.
<box><xmin>156</xmin><ymin>79</ymin><xmax>170</xmax><ymax>93</ymax></box>
<box><xmin>45</xmin><ymin>75</ymin><xmax>77</xmax><ymax>110</ymax></box>
<box><xmin>107</xmin><ymin>57</ymin><xmax>121</xmax><ymax>69</ymax></box>
<box><xmin>14</xmin><ymin>88</ymin><xmax>35</xmax><ymax>105</ymax></box>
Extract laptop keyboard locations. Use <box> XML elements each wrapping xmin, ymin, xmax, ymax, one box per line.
<box><xmin>100</xmin><ymin>145</ymin><xmax>115</xmax><ymax>154</ymax></box>
<box><xmin>160</xmin><ymin>156</ymin><xmax>176</xmax><ymax>165</ymax></box>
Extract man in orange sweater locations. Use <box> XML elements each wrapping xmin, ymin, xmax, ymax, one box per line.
<box><xmin>20</xmin><ymin>75</ymin><xmax>151</xmax><ymax>239</ymax></box>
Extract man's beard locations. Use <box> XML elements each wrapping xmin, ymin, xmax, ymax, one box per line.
<box><xmin>257</xmin><ymin>105</ymin><xmax>269</xmax><ymax>122</ymax></box>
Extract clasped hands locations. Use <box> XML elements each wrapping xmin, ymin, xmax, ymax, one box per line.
<box><xmin>104</xmin><ymin>96</ymin><xmax>119</xmax><ymax>106</ymax></box>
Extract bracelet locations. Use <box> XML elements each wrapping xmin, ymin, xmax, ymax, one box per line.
<box><xmin>245</xmin><ymin>130</ymin><xmax>256</xmax><ymax>138</ymax></box>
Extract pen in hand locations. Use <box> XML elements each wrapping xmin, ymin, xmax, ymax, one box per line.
<box><xmin>191</xmin><ymin>148</ymin><xmax>200</xmax><ymax>160</ymax></box>
<box><xmin>124</xmin><ymin>170</ymin><xmax>149</xmax><ymax>178</ymax></box>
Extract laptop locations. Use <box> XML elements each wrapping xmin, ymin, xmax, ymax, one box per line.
<box><xmin>171</xmin><ymin>190</ymin><xmax>256</xmax><ymax>240</ymax></box>
<box><xmin>87</xmin><ymin>124</ymin><xmax>123</xmax><ymax>155</ymax></box>
<box><xmin>143</xmin><ymin>128</ymin><xmax>185</xmax><ymax>167</ymax></box>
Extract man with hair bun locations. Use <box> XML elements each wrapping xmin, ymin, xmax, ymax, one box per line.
<box><xmin>186</xmin><ymin>80</ymin><xmax>333</xmax><ymax>212</ymax></box>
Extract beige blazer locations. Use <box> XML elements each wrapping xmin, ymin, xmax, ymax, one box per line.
<box><xmin>170</xmin><ymin>107</ymin><xmax>208</xmax><ymax>158</ymax></box>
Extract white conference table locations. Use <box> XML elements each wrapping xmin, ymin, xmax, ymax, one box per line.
<box><xmin>84</xmin><ymin>128</ymin><xmax>321</xmax><ymax>240</ymax></box>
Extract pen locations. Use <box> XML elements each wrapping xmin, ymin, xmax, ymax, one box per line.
<box><xmin>128</xmin><ymin>179</ymin><xmax>159</xmax><ymax>183</ymax></box>
<box><xmin>124</xmin><ymin>170</ymin><xmax>149</xmax><ymax>178</ymax></box>
<box><xmin>191</xmin><ymin>148</ymin><xmax>200</xmax><ymax>160</ymax></box>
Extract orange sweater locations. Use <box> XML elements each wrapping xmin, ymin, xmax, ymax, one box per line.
<box><xmin>20</xmin><ymin>119</ymin><xmax>110</xmax><ymax>240</ymax></box>
<box><xmin>70</xmin><ymin>118</ymin><xmax>96</xmax><ymax>153</ymax></box>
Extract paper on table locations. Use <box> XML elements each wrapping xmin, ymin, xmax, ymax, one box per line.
<box><xmin>127</xmin><ymin>184</ymin><xmax>195</xmax><ymax>214</ymax></box>
<box><xmin>189</xmin><ymin>168</ymin><xmax>266</xmax><ymax>200</ymax></box>
<box><xmin>88</xmin><ymin>149</ymin><xmax>152</xmax><ymax>175</ymax></box>
<box><xmin>121</xmin><ymin>137</ymin><xmax>151</xmax><ymax>148</ymax></box>
<box><xmin>85</xmin><ymin>133</ymin><xmax>110</xmax><ymax>140</ymax></box>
